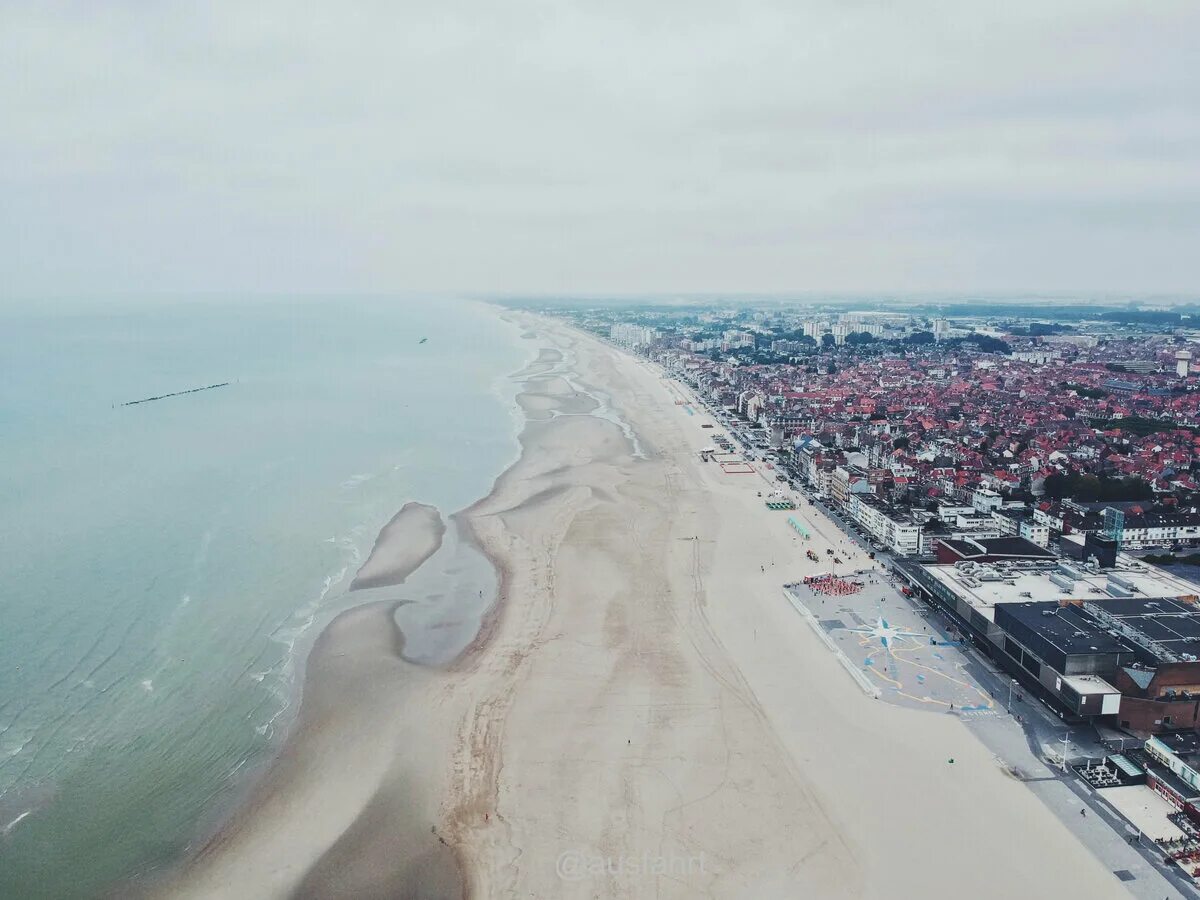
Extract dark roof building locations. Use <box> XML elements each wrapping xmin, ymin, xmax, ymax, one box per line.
<box><xmin>1088</xmin><ymin>597</ymin><xmax>1200</xmax><ymax>663</ymax></box>
<box><xmin>994</xmin><ymin>602</ymin><xmax>1136</xmax><ymax>675</ymax></box>
<box><xmin>935</xmin><ymin>535</ymin><xmax>1057</xmax><ymax>565</ymax></box>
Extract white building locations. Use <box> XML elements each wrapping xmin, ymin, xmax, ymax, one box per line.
<box><xmin>721</xmin><ymin>330</ymin><xmax>756</xmax><ymax>350</ymax></box>
<box><xmin>971</xmin><ymin>488</ymin><xmax>1004</xmax><ymax>513</ymax></box>
<box><xmin>610</xmin><ymin>323</ymin><xmax>659</xmax><ymax>346</ymax></box>
<box><xmin>848</xmin><ymin>495</ymin><xmax>923</xmax><ymax>556</ymax></box>
<box><xmin>1111</xmin><ymin>509</ymin><xmax>1200</xmax><ymax>549</ymax></box>
<box><xmin>1177</xmin><ymin>351</ymin><xmax>1192</xmax><ymax>379</ymax></box>
<box><xmin>1020</xmin><ymin>520</ymin><xmax>1051</xmax><ymax>547</ymax></box>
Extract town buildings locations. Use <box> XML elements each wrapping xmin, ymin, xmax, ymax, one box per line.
<box><xmin>546</xmin><ymin>299</ymin><xmax>1200</xmax><ymax>743</ymax></box>
<box><xmin>900</xmin><ymin>538</ymin><xmax>1200</xmax><ymax>731</ymax></box>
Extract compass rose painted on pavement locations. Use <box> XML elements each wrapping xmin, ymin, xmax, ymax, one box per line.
<box><xmin>850</xmin><ymin>615</ymin><xmax>927</xmax><ymax>652</ymax></box>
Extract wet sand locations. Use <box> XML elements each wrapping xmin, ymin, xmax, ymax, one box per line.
<box><xmin>154</xmin><ymin>601</ymin><xmax>460</xmax><ymax>899</ymax></box>
<box><xmin>349</xmin><ymin>501</ymin><xmax>444</xmax><ymax>591</ymax></box>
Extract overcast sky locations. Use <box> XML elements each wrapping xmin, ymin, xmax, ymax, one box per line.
<box><xmin>2</xmin><ymin>1</ymin><xmax>1197</xmax><ymax>299</ymax></box>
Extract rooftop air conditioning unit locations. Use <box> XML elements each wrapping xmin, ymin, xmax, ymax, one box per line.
<box><xmin>1109</xmin><ymin>573</ymin><xmax>1138</xmax><ymax>592</ymax></box>
<box><xmin>1050</xmin><ymin>572</ymin><xmax>1076</xmax><ymax>591</ymax></box>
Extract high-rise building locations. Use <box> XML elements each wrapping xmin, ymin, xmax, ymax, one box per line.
<box><xmin>609</xmin><ymin>323</ymin><xmax>659</xmax><ymax>346</ymax></box>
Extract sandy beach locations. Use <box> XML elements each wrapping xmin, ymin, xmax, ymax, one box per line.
<box><xmin>155</xmin><ymin>312</ymin><xmax>1128</xmax><ymax>899</ymax></box>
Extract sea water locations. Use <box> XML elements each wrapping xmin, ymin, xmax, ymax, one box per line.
<box><xmin>0</xmin><ymin>297</ymin><xmax>529</xmax><ymax>897</ymax></box>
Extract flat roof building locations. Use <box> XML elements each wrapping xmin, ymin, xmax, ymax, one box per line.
<box><xmin>900</xmin><ymin>551</ymin><xmax>1200</xmax><ymax>724</ymax></box>
<box><xmin>995</xmin><ymin>602</ymin><xmax>1135</xmax><ymax>673</ymax></box>
<box><xmin>935</xmin><ymin>535</ymin><xmax>1055</xmax><ymax>565</ymax></box>
<box><xmin>919</xmin><ymin>554</ymin><xmax>1200</xmax><ymax>627</ymax></box>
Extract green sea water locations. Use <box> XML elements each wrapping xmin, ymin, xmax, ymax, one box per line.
<box><xmin>0</xmin><ymin>297</ymin><xmax>528</xmax><ymax>897</ymax></box>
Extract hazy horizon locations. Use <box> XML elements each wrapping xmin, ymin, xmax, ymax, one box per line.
<box><xmin>4</xmin><ymin>1</ymin><xmax>1198</xmax><ymax>298</ymax></box>
<box><xmin>3</xmin><ymin>291</ymin><xmax>1197</xmax><ymax>310</ymax></box>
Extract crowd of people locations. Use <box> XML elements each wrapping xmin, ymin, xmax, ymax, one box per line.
<box><xmin>802</xmin><ymin>573</ymin><xmax>862</xmax><ymax>596</ymax></box>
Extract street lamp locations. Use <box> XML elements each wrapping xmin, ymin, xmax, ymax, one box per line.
<box><xmin>1007</xmin><ymin>678</ymin><xmax>1018</xmax><ymax>712</ymax></box>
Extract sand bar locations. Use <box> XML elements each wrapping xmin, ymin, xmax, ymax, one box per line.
<box><xmin>349</xmin><ymin>501</ymin><xmax>444</xmax><ymax>591</ymax></box>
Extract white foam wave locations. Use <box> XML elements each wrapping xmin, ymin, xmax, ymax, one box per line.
<box><xmin>2</xmin><ymin>809</ymin><xmax>32</xmax><ymax>835</ymax></box>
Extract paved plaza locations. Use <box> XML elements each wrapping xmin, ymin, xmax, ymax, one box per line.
<box><xmin>786</xmin><ymin>576</ymin><xmax>997</xmax><ymax>715</ymax></box>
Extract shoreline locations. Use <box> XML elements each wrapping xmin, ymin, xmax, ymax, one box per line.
<box><xmin>142</xmin><ymin>311</ymin><xmax>559</xmax><ymax>898</ymax></box>
<box><xmin>149</xmin><ymin>310</ymin><xmax>1130</xmax><ymax>899</ymax></box>
<box><xmin>0</xmin><ymin>299</ymin><xmax>535</xmax><ymax>900</ymax></box>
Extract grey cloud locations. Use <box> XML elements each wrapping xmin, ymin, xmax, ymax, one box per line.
<box><xmin>1</xmin><ymin>0</ymin><xmax>1198</xmax><ymax>298</ymax></box>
